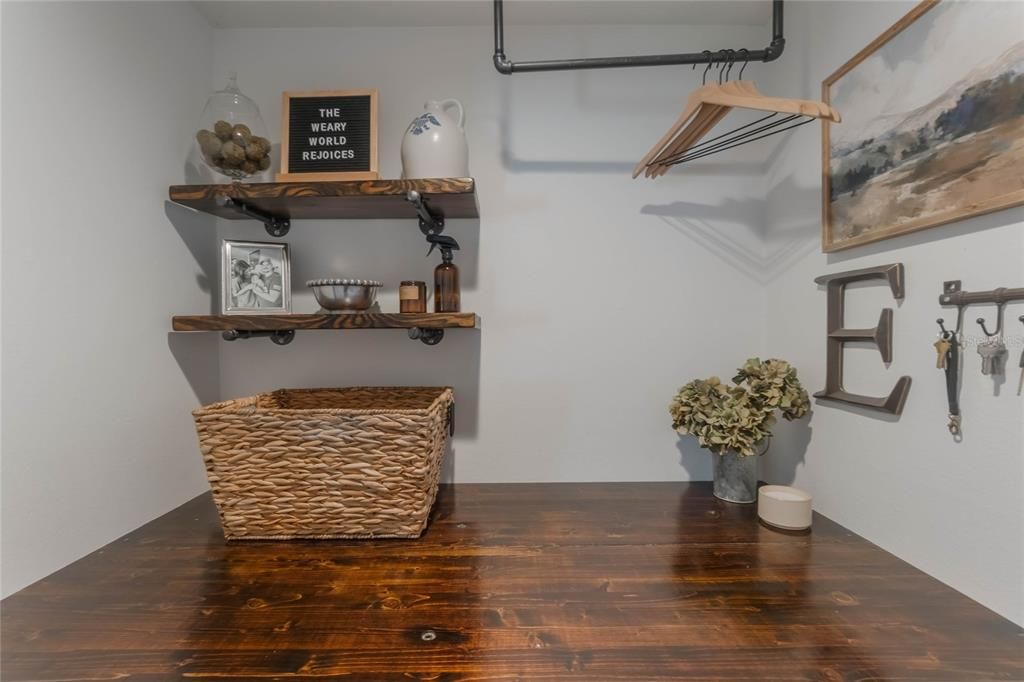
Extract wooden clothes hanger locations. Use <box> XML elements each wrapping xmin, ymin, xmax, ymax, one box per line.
<box><xmin>633</xmin><ymin>57</ymin><xmax>840</xmax><ymax>178</ymax></box>
<box><xmin>633</xmin><ymin>57</ymin><xmax>739</xmax><ymax>177</ymax></box>
<box><xmin>651</xmin><ymin>80</ymin><xmax>758</xmax><ymax>175</ymax></box>
<box><xmin>646</xmin><ymin>81</ymin><xmax>839</xmax><ymax>177</ymax></box>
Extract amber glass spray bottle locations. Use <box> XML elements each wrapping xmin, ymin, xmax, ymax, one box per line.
<box><xmin>427</xmin><ymin>234</ymin><xmax>461</xmax><ymax>313</ymax></box>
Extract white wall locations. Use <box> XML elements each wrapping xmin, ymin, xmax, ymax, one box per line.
<box><xmin>0</xmin><ymin>1</ymin><xmax>219</xmax><ymax>597</ymax></box>
<box><xmin>212</xmin><ymin>22</ymin><xmax>774</xmax><ymax>483</ymax></box>
<box><xmin>760</xmin><ymin>1</ymin><xmax>1023</xmax><ymax>625</ymax></box>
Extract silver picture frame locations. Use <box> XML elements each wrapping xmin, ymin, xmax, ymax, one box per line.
<box><xmin>221</xmin><ymin>240</ymin><xmax>291</xmax><ymax>315</ymax></box>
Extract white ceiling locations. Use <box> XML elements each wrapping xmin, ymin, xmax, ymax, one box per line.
<box><xmin>194</xmin><ymin>0</ymin><xmax>772</xmax><ymax>29</ymax></box>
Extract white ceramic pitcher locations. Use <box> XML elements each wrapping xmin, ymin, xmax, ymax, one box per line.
<box><xmin>401</xmin><ymin>99</ymin><xmax>469</xmax><ymax>179</ymax></box>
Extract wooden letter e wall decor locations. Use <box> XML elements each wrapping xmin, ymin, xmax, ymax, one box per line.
<box><xmin>814</xmin><ymin>263</ymin><xmax>912</xmax><ymax>415</ymax></box>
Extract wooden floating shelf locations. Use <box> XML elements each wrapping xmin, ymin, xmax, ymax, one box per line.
<box><xmin>168</xmin><ymin>177</ymin><xmax>478</xmax><ymax>221</ymax></box>
<box><xmin>172</xmin><ymin>313</ymin><xmax>479</xmax><ymax>332</ymax></box>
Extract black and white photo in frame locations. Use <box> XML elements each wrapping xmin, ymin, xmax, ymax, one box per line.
<box><xmin>222</xmin><ymin>240</ymin><xmax>291</xmax><ymax>314</ymax></box>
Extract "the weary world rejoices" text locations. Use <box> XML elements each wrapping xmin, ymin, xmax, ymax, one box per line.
<box><xmin>302</xmin><ymin>107</ymin><xmax>355</xmax><ymax>161</ymax></box>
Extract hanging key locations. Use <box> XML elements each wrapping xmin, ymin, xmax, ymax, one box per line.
<box><xmin>1017</xmin><ymin>346</ymin><xmax>1024</xmax><ymax>396</ymax></box>
<box><xmin>934</xmin><ymin>337</ymin><xmax>951</xmax><ymax>369</ymax></box>
<box><xmin>992</xmin><ymin>339</ymin><xmax>1008</xmax><ymax>375</ymax></box>
<box><xmin>977</xmin><ymin>338</ymin><xmax>1007</xmax><ymax>376</ymax></box>
<box><xmin>977</xmin><ymin>340</ymin><xmax>991</xmax><ymax>375</ymax></box>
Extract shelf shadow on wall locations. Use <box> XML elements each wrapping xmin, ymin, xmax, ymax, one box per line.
<box><xmin>165</xmin><ymin>201</ymin><xmax>218</xmax><ymax>311</ymax></box>
<box><xmin>165</xmin><ymin>193</ymin><xmax>221</xmax><ymax>409</ymax></box>
<box><xmin>272</xmin><ymin>217</ymin><xmax>481</xmax><ymax>295</ymax></box>
<box><xmin>167</xmin><ymin>332</ymin><xmax>220</xmax><ymax>407</ymax></box>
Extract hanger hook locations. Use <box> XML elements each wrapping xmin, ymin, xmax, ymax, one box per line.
<box><xmin>696</xmin><ymin>50</ymin><xmax>713</xmax><ymax>85</ymax></box>
<box><xmin>976</xmin><ymin>302</ymin><xmax>1005</xmax><ymax>338</ymax></box>
<box><xmin>694</xmin><ymin>50</ymin><xmax>712</xmax><ymax>71</ymax></box>
<box><xmin>950</xmin><ymin>304</ymin><xmax>966</xmax><ymax>337</ymax></box>
<box><xmin>724</xmin><ymin>49</ymin><xmax>737</xmax><ymax>81</ymax></box>
<box><xmin>716</xmin><ymin>50</ymin><xmax>733</xmax><ymax>82</ymax></box>
<box><xmin>737</xmin><ymin>48</ymin><xmax>750</xmax><ymax>80</ymax></box>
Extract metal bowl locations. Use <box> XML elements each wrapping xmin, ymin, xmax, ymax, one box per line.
<box><xmin>307</xmin><ymin>278</ymin><xmax>382</xmax><ymax>312</ymax></box>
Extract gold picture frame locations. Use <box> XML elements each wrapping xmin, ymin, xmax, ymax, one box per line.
<box><xmin>821</xmin><ymin>0</ymin><xmax>1024</xmax><ymax>252</ymax></box>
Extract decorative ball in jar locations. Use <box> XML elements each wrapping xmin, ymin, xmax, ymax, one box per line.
<box><xmin>192</xmin><ymin>73</ymin><xmax>271</xmax><ymax>181</ymax></box>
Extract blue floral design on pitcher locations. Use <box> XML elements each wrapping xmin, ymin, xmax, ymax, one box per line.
<box><xmin>408</xmin><ymin>113</ymin><xmax>442</xmax><ymax>136</ymax></box>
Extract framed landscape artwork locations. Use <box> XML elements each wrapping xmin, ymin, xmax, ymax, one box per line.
<box><xmin>822</xmin><ymin>0</ymin><xmax>1024</xmax><ymax>252</ymax></box>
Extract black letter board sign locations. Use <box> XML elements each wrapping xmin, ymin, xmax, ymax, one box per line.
<box><xmin>277</xmin><ymin>89</ymin><xmax>379</xmax><ymax>182</ymax></box>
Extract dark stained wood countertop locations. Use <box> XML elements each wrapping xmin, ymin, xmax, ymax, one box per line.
<box><xmin>2</xmin><ymin>482</ymin><xmax>1021</xmax><ymax>680</ymax></box>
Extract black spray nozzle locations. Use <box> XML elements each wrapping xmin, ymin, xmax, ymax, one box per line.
<box><xmin>426</xmin><ymin>233</ymin><xmax>460</xmax><ymax>260</ymax></box>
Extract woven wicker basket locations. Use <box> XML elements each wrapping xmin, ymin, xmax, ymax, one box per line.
<box><xmin>193</xmin><ymin>387</ymin><xmax>454</xmax><ymax>540</ymax></box>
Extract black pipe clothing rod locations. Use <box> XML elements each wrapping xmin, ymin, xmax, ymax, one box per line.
<box><xmin>493</xmin><ymin>0</ymin><xmax>785</xmax><ymax>74</ymax></box>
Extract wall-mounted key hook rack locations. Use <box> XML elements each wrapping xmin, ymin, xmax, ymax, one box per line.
<box><xmin>939</xmin><ymin>281</ymin><xmax>1024</xmax><ymax>308</ymax></box>
<box><xmin>938</xmin><ymin>281</ymin><xmax>1024</xmax><ymax>336</ymax></box>
<box><xmin>936</xmin><ymin>280</ymin><xmax>1024</xmax><ymax>437</ymax></box>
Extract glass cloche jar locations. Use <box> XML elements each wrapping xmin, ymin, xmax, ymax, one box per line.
<box><xmin>192</xmin><ymin>73</ymin><xmax>271</xmax><ymax>181</ymax></box>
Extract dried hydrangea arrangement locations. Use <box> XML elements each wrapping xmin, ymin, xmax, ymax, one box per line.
<box><xmin>670</xmin><ymin>358</ymin><xmax>810</xmax><ymax>456</ymax></box>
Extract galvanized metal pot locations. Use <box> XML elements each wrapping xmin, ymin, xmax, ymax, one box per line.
<box><xmin>711</xmin><ymin>442</ymin><xmax>767</xmax><ymax>504</ymax></box>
